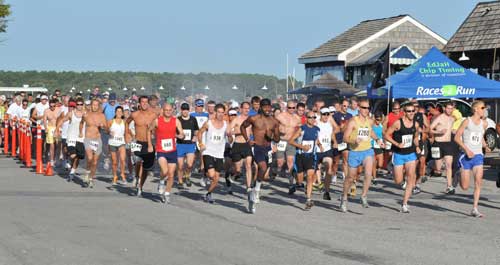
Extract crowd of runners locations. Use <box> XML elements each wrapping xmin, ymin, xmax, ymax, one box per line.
<box><xmin>1</xmin><ymin>90</ymin><xmax>497</xmax><ymax>217</ymax></box>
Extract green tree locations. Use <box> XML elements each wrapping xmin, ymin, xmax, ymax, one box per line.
<box><xmin>0</xmin><ymin>0</ymin><xmax>11</xmax><ymax>33</ymax></box>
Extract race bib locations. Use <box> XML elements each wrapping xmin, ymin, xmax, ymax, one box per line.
<box><xmin>211</xmin><ymin>133</ymin><xmax>224</xmax><ymax>144</ymax></box>
<box><xmin>161</xmin><ymin>139</ymin><xmax>174</xmax><ymax>152</ymax></box>
<box><xmin>402</xmin><ymin>134</ymin><xmax>413</xmax><ymax>148</ymax></box>
<box><xmin>373</xmin><ymin>140</ymin><xmax>380</xmax><ymax>149</ymax></box>
<box><xmin>357</xmin><ymin>127</ymin><xmax>370</xmax><ymax>141</ymax></box>
<box><xmin>470</xmin><ymin>132</ymin><xmax>481</xmax><ymax>146</ymax></box>
<box><xmin>385</xmin><ymin>141</ymin><xmax>392</xmax><ymax>150</ymax></box>
<box><xmin>431</xmin><ymin>147</ymin><xmax>440</xmax><ymax>159</ymax></box>
<box><xmin>320</xmin><ymin>136</ymin><xmax>331</xmax><ymax>149</ymax></box>
<box><xmin>277</xmin><ymin>140</ymin><xmax>287</xmax><ymax>152</ymax></box>
<box><xmin>267</xmin><ymin>150</ymin><xmax>273</xmax><ymax>164</ymax></box>
<box><xmin>109</xmin><ymin>136</ymin><xmax>124</xmax><ymax>146</ymax></box>
<box><xmin>67</xmin><ymin>139</ymin><xmax>76</xmax><ymax>147</ymax></box>
<box><xmin>302</xmin><ymin>140</ymin><xmax>314</xmax><ymax>153</ymax></box>
<box><xmin>183</xmin><ymin>129</ymin><xmax>192</xmax><ymax>141</ymax></box>
<box><xmin>338</xmin><ymin>142</ymin><xmax>347</xmax><ymax>151</ymax></box>
<box><xmin>130</xmin><ymin>142</ymin><xmax>142</xmax><ymax>152</ymax></box>
<box><xmin>89</xmin><ymin>140</ymin><xmax>99</xmax><ymax>152</ymax></box>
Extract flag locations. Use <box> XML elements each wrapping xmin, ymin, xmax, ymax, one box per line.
<box><xmin>370</xmin><ymin>44</ymin><xmax>390</xmax><ymax>89</ymax></box>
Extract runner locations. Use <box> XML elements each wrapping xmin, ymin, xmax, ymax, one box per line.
<box><xmin>107</xmin><ymin>106</ymin><xmax>127</xmax><ymax>185</ymax></box>
<box><xmin>79</xmin><ymin>99</ymin><xmax>107</xmax><ymax>188</ymax></box>
<box><xmin>454</xmin><ymin>100</ymin><xmax>489</xmax><ymax>217</ymax></box>
<box><xmin>206</xmin><ymin>100</ymin><xmax>216</xmax><ymax>119</ymax></box>
<box><xmin>332</xmin><ymin>99</ymin><xmax>353</xmax><ymax>187</ymax></box>
<box><xmin>125</xmin><ymin>95</ymin><xmax>158</xmax><ymax>196</ymax></box>
<box><xmin>289</xmin><ymin>111</ymin><xmax>322</xmax><ymax>209</ymax></box>
<box><xmin>148</xmin><ymin>103</ymin><xmax>185</xmax><ymax>203</ymax></box>
<box><xmin>275</xmin><ymin>100</ymin><xmax>302</xmax><ymax>194</ymax></box>
<box><xmin>43</xmin><ymin>99</ymin><xmax>61</xmax><ymax>167</ymax></box>
<box><xmin>316</xmin><ymin>107</ymin><xmax>339</xmax><ymax>200</ymax></box>
<box><xmin>385</xmin><ymin>102</ymin><xmax>421</xmax><ymax>213</ymax></box>
<box><xmin>341</xmin><ymin>98</ymin><xmax>382</xmax><ymax>212</ymax></box>
<box><xmin>56</xmin><ymin>97</ymin><xmax>85</xmax><ymax>182</ymax></box>
<box><xmin>191</xmin><ymin>99</ymin><xmax>209</xmax><ymax>176</ymax></box>
<box><xmin>57</xmin><ymin>96</ymin><xmax>72</xmax><ymax>170</ymax></box>
<box><xmin>412</xmin><ymin>99</ymin><xmax>430</xmax><ymax>194</ymax></box>
<box><xmin>227</xmin><ymin>101</ymin><xmax>254</xmax><ymax>191</ymax></box>
<box><xmin>223</xmin><ymin>108</ymin><xmax>238</xmax><ymax>194</ymax></box>
<box><xmin>383</xmin><ymin>101</ymin><xmax>403</xmax><ymax>174</ymax></box>
<box><xmin>177</xmin><ymin>102</ymin><xmax>199</xmax><ymax>188</ymax></box>
<box><xmin>241</xmin><ymin>98</ymin><xmax>280</xmax><ymax>214</ymax></box>
<box><xmin>297</xmin><ymin>102</ymin><xmax>306</xmax><ymax>125</ymax></box>
<box><xmin>430</xmin><ymin>101</ymin><xmax>455</xmax><ymax>194</ymax></box>
<box><xmin>371</xmin><ymin>111</ymin><xmax>385</xmax><ymax>184</ymax></box>
<box><xmin>249</xmin><ymin>96</ymin><xmax>261</xmax><ymax>117</ymax></box>
<box><xmin>197</xmin><ymin>103</ymin><xmax>229</xmax><ymax>203</ymax></box>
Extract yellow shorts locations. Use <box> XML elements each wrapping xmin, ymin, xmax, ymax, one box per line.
<box><xmin>46</xmin><ymin>126</ymin><xmax>56</xmax><ymax>144</ymax></box>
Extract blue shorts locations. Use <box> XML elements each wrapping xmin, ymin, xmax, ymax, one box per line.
<box><xmin>156</xmin><ymin>151</ymin><xmax>177</xmax><ymax>164</ymax></box>
<box><xmin>253</xmin><ymin>144</ymin><xmax>272</xmax><ymax>164</ymax></box>
<box><xmin>347</xmin><ymin>149</ymin><xmax>374</xmax><ymax>168</ymax></box>
<box><xmin>177</xmin><ymin>143</ymin><xmax>196</xmax><ymax>158</ymax></box>
<box><xmin>459</xmin><ymin>153</ymin><xmax>483</xmax><ymax>170</ymax></box>
<box><xmin>392</xmin><ymin>152</ymin><xmax>417</xmax><ymax>166</ymax></box>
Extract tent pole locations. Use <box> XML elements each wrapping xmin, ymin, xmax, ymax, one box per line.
<box><xmin>386</xmin><ymin>43</ymin><xmax>391</xmax><ymax>115</ymax></box>
<box><xmin>492</xmin><ymin>47</ymin><xmax>497</xmax><ymax>79</ymax></box>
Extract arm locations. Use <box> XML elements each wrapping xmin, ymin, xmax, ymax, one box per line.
<box><xmin>272</xmin><ymin>119</ymin><xmax>280</xmax><ymax>143</ymax></box>
<box><xmin>240</xmin><ymin>116</ymin><xmax>253</xmax><ymax>143</ymax></box>
<box><xmin>147</xmin><ymin>119</ymin><xmax>157</xmax><ymax>152</ymax></box>
<box><xmin>43</xmin><ymin>110</ymin><xmax>48</xmax><ymax>130</ymax></box>
<box><xmin>429</xmin><ymin>115</ymin><xmax>444</xmax><ymax>135</ymax></box>
<box><xmin>79</xmin><ymin>114</ymin><xmax>86</xmax><ymax>138</ymax></box>
<box><xmin>483</xmin><ymin>121</ymin><xmax>490</xmax><ymax>152</ymax></box>
<box><xmin>342</xmin><ymin>119</ymin><xmax>355</xmax><ymax>145</ymax></box>
<box><xmin>414</xmin><ymin>124</ymin><xmax>421</xmax><ymax>154</ymax></box>
<box><xmin>125</xmin><ymin>114</ymin><xmax>134</xmax><ymax>143</ymax></box>
<box><xmin>176</xmin><ymin>119</ymin><xmax>185</xmax><ymax>140</ymax></box>
<box><xmin>196</xmin><ymin>122</ymin><xmax>208</xmax><ymax>150</ymax></box>
<box><xmin>384</xmin><ymin>120</ymin><xmax>401</xmax><ymax>147</ymax></box>
<box><xmin>288</xmin><ymin>127</ymin><xmax>304</xmax><ymax>150</ymax></box>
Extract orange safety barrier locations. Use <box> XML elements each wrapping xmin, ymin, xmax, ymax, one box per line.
<box><xmin>35</xmin><ymin>125</ymin><xmax>44</xmax><ymax>174</ymax></box>
<box><xmin>3</xmin><ymin>114</ymin><xmax>8</xmax><ymax>154</ymax></box>
<box><xmin>11</xmin><ymin>117</ymin><xmax>17</xmax><ymax>157</ymax></box>
<box><xmin>19</xmin><ymin>120</ymin><xmax>24</xmax><ymax>162</ymax></box>
<box><xmin>25</xmin><ymin>122</ymin><xmax>32</xmax><ymax>168</ymax></box>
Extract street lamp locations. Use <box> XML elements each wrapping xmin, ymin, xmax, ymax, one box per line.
<box><xmin>132</xmin><ymin>88</ymin><xmax>136</xmax><ymax>92</ymax></box>
<box><xmin>140</xmin><ymin>86</ymin><xmax>145</xmax><ymax>91</ymax></box>
<box><xmin>108</xmin><ymin>87</ymin><xmax>112</xmax><ymax>91</ymax></box>
<box><xmin>232</xmin><ymin>85</ymin><xmax>247</xmax><ymax>101</ymax></box>
<box><xmin>205</xmin><ymin>85</ymin><xmax>210</xmax><ymax>90</ymax></box>
<box><xmin>123</xmin><ymin>87</ymin><xmax>128</xmax><ymax>91</ymax></box>
<box><xmin>159</xmin><ymin>85</ymin><xmax>164</xmax><ymax>90</ymax></box>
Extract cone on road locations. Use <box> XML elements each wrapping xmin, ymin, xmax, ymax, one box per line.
<box><xmin>44</xmin><ymin>161</ymin><xmax>54</xmax><ymax>176</ymax></box>
<box><xmin>35</xmin><ymin>125</ymin><xmax>44</xmax><ymax>174</ymax></box>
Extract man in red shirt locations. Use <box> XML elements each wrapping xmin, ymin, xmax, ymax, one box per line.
<box><xmin>383</xmin><ymin>101</ymin><xmax>403</xmax><ymax>170</ymax></box>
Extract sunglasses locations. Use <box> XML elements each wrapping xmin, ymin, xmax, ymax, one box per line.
<box><xmin>229</xmin><ymin>114</ymin><xmax>237</xmax><ymax>117</ymax></box>
<box><xmin>77</xmin><ymin>103</ymin><xmax>84</xmax><ymax>106</ymax></box>
<box><xmin>287</xmin><ymin>106</ymin><xmax>296</xmax><ymax>109</ymax></box>
<box><xmin>405</xmin><ymin>109</ymin><xmax>416</xmax><ymax>113</ymax></box>
<box><xmin>321</xmin><ymin>113</ymin><xmax>329</xmax><ymax>116</ymax></box>
<box><xmin>359</xmin><ymin>106</ymin><xmax>370</xmax><ymax>110</ymax></box>
<box><xmin>480</xmin><ymin>106</ymin><xmax>486</xmax><ymax>109</ymax></box>
<box><xmin>375</xmin><ymin>118</ymin><xmax>382</xmax><ymax>121</ymax></box>
<box><xmin>49</xmin><ymin>105</ymin><xmax>56</xmax><ymax>107</ymax></box>
<box><xmin>307</xmin><ymin>116</ymin><xmax>316</xmax><ymax>119</ymax></box>
<box><xmin>342</xmin><ymin>105</ymin><xmax>348</xmax><ymax>107</ymax></box>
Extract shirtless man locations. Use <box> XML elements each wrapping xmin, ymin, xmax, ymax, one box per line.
<box><xmin>43</xmin><ymin>99</ymin><xmax>61</xmax><ymax>167</ymax></box>
<box><xmin>126</xmin><ymin>96</ymin><xmax>158</xmax><ymax>196</ymax></box>
<box><xmin>430</xmin><ymin>101</ymin><xmax>456</xmax><ymax>194</ymax></box>
<box><xmin>79</xmin><ymin>99</ymin><xmax>107</xmax><ymax>188</ymax></box>
<box><xmin>148</xmin><ymin>95</ymin><xmax>162</xmax><ymax>116</ymax></box>
<box><xmin>227</xmin><ymin>101</ymin><xmax>254</xmax><ymax>190</ymax></box>
<box><xmin>275</xmin><ymin>100</ymin><xmax>301</xmax><ymax>194</ymax></box>
<box><xmin>241</xmin><ymin>98</ymin><xmax>280</xmax><ymax>214</ymax></box>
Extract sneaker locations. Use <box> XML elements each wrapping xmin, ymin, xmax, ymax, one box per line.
<box><xmin>89</xmin><ymin>179</ymin><xmax>95</xmax><ymax>189</ymax></box>
<box><xmin>119</xmin><ymin>179</ymin><xmax>127</xmax><ymax>185</ymax></box>
<box><xmin>68</xmin><ymin>173</ymin><xmax>74</xmax><ymax>182</ymax></box>
<box><xmin>158</xmin><ymin>181</ymin><xmax>166</xmax><ymax>195</ymax></box>
<box><xmin>323</xmin><ymin>192</ymin><xmax>331</xmax><ymax>200</ymax></box>
<box><xmin>83</xmin><ymin>174</ymin><xmax>90</xmax><ymax>187</ymax></box>
<box><xmin>65</xmin><ymin>161</ymin><xmax>72</xmax><ymax>170</ymax></box>
<box><xmin>371</xmin><ymin>178</ymin><xmax>378</xmax><ymax>185</ymax></box>
<box><xmin>421</xmin><ymin>175</ymin><xmax>429</xmax><ymax>183</ymax></box>
<box><xmin>177</xmin><ymin>182</ymin><xmax>185</xmax><ymax>190</ymax></box>
<box><xmin>445</xmin><ymin>186</ymin><xmax>455</xmax><ymax>195</ymax></box>
<box><xmin>305</xmin><ymin>200</ymin><xmax>314</xmax><ymax>210</ymax></box>
<box><xmin>248</xmin><ymin>190</ymin><xmax>256</xmax><ymax>214</ymax></box>
<box><xmin>133</xmin><ymin>176</ymin><xmax>139</xmax><ymax>188</ymax></box>
<box><xmin>340</xmin><ymin>199</ymin><xmax>348</xmax><ymax>213</ymax></box>
<box><xmin>200</xmin><ymin>176</ymin><xmax>207</xmax><ymax>187</ymax></box>
<box><xmin>185</xmin><ymin>177</ymin><xmax>192</xmax><ymax>187</ymax></box>
<box><xmin>165</xmin><ymin>193</ymin><xmax>171</xmax><ymax>204</ymax></box>
<box><xmin>288</xmin><ymin>185</ymin><xmax>296</xmax><ymax>195</ymax></box>
<box><xmin>225</xmin><ymin>176</ymin><xmax>231</xmax><ymax>188</ymax></box>
<box><xmin>412</xmin><ymin>185</ymin><xmax>421</xmax><ymax>195</ymax></box>
<box><xmin>203</xmin><ymin>193</ymin><xmax>215</xmax><ymax>204</ymax></box>
<box><xmin>401</xmin><ymin>204</ymin><xmax>410</xmax><ymax>213</ymax></box>
<box><xmin>147</xmin><ymin>171</ymin><xmax>154</xmax><ymax>179</ymax></box>
<box><xmin>361</xmin><ymin>196</ymin><xmax>369</xmax><ymax>208</ymax></box>
<box><xmin>401</xmin><ymin>180</ymin><xmax>407</xmax><ymax>190</ymax></box>
<box><xmin>296</xmin><ymin>183</ymin><xmax>305</xmax><ymax>189</ymax></box>
<box><xmin>471</xmin><ymin>208</ymin><xmax>483</xmax><ymax>218</ymax></box>
<box><xmin>377</xmin><ymin>168</ymin><xmax>389</xmax><ymax>175</ymax></box>
<box><xmin>136</xmin><ymin>187</ymin><xmax>142</xmax><ymax>197</ymax></box>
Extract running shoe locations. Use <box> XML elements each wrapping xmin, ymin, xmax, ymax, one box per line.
<box><xmin>83</xmin><ymin>174</ymin><xmax>90</xmax><ymax>187</ymax></box>
<box><xmin>158</xmin><ymin>181</ymin><xmax>166</xmax><ymax>195</ymax></box>
<box><xmin>225</xmin><ymin>176</ymin><xmax>231</xmax><ymax>188</ymax></box>
<box><xmin>305</xmin><ymin>200</ymin><xmax>314</xmax><ymax>211</ymax></box>
<box><xmin>377</xmin><ymin>168</ymin><xmax>389</xmax><ymax>175</ymax></box>
<box><xmin>340</xmin><ymin>199</ymin><xmax>348</xmax><ymax>213</ymax></box>
<box><xmin>89</xmin><ymin>179</ymin><xmax>95</xmax><ymax>189</ymax></box>
<box><xmin>248</xmin><ymin>190</ymin><xmax>256</xmax><ymax>214</ymax></box>
<box><xmin>177</xmin><ymin>182</ymin><xmax>185</xmax><ymax>190</ymax></box>
<box><xmin>421</xmin><ymin>175</ymin><xmax>429</xmax><ymax>183</ymax></box>
<box><xmin>119</xmin><ymin>179</ymin><xmax>127</xmax><ymax>185</ymax></box>
<box><xmin>133</xmin><ymin>176</ymin><xmax>139</xmax><ymax>188</ymax></box>
<box><xmin>203</xmin><ymin>193</ymin><xmax>214</xmax><ymax>204</ymax></box>
<box><xmin>332</xmin><ymin>175</ymin><xmax>337</xmax><ymax>184</ymax></box>
<box><xmin>200</xmin><ymin>176</ymin><xmax>207</xmax><ymax>187</ymax></box>
<box><xmin>68</xmin><ymin>173</ymin><xmax>74</xmax><ymax>182</ymax></box>
<box><xmin>371</xmin><ymin>178</ymin><xmax>378</xmax><ymax>185</ymax></box>
<box><xmin>288</xmin><ymin>184</ymin><xmax>296</xmax><ymax>195</ymax></box>
<box><xmin>445</xmin><ymin>186</ymin><xmax>455</xmax><ymax>195</ymax></box>
<box><xmin>401</xmin><ymin>204</ymin><xmax>410</xmax><ymax>213</ymax></box>
<box><xmin>136</xmin><ymin>188</ymin><xmax>142</xmax><ymax>197</ymax></box>
<box><xmin>471</xmin><ymin>208</ymin><xmax>483</xmax><ymax>218</ymax></box>
<box><xmin>255</xmin><ymin>190</ymin><xmax>260</xmax><ymax>204</ymax></box>
<box><xmin>165</xmin><ymin>193</ymin><xmax>171</xmax><ymax>204</ymax></box>
<box><xmin>361</xmin><ymin>196</ymin><xmax>369</xmax><ymax>208</ymax></box>
<box><xmin>401</xmin><ymin>180</ymin><xmax>407</xmax><ymax>189</ymax></box>
<box><xmin>65</xmin><ymin>161</ymin><xmax>72</xmax><ymax>171</ymax></box>
<box><xmin>412</xmin><ymin>185</ymin><xmax>421</xmax><ymax>195</ymax></box>
<box><xmin>185</xmin><ymin>177</ymin><xmax>192</xmax><ymax>187</ymax></box>
<box><xmin>296</xmin><ymin>183</ymin><xmax>305</xmax><ymax>189</ymax></box>
<box><xmin>323</xmin><ymin>192</ymin><xmax>331</xmax><ymax>201</ymax></box>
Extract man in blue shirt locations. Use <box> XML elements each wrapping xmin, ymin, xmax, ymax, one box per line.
<box><xmin>248</xmin><ymin>96</ymin><xmax>261</xmax><ymax>117</ymax></box>
<box><xmin>346</xmin><ymin>97</ymin><xmax>359</xmax><ymax>116</ymax></box>
<box><xmin>103</xmin><ymin>93</ymin><xmax>120</xmax><ymax>121</ymax></box>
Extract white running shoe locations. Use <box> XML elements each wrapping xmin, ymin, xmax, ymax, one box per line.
<box><xmin>158</xmin><ymin>181</ymin><xmax>166</xmax><ymax>195</ymax></box>
<box><xmin>401</xmin><ymin>204</ymin><xmax>410</xmax><ymax>213</ymax></box>
<box><xmin>340</xmin><ymin>199</ymin><xmax>348</xmax><ymax>213</ymax></box>
<box><xmin>200</xmin><ymin>177</ymin><xmax>207</xmax><ymax>187</ymax></box>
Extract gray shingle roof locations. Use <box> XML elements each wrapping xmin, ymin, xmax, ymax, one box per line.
<box><xmin>443</xmin><ymin>1</ymin><xmax>500</xmax><ymax>52</ymax></box>
<box><xmin>300</xmin><ymin>15</ymin><xmax>407</xmax><ymax>60</ymax></box>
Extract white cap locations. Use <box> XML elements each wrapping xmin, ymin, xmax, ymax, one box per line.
<box><xmin>228</xmin><ymin>109</ymin><xmax>238</xmax><ymax>115</ymax></box>
<box><xmin>103</xmin><ymin>91</ymin><xmax>110</xmax><ymax>96</ymax></box>
<box><xmin>41</xmin><ymin>95</ymin><xmax>49</xmax><ymax>100</ymax></box>
<box><xmin>85</xmin><ymin>100</ymin><xmax>91</xmax><ymax>105</ymax></box>
<box><xmin>320</xmin><ymin>107</ymin><xmax>330</xmax><ymax>114</ymax></box>
<box><xmin>329</xmin><ymin>106</ymin><xmax>336</xmax><ymax>112</ymax></box>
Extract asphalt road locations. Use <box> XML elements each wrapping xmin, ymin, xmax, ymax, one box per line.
<box><xmin>1</xmin><ymin>156</ymin><xmax>500</xmax><ymax>265</ymax></box>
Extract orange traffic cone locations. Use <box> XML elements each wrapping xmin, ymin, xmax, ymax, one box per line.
<box><xmin>35</xmin><ymin>125</ymin><xmax>44</xmax><ymax>174</ymax></box>
<box><xmin>44</xmin><ymin>161</ymin><xmax>54</xmax><ymax>176</ymax></box>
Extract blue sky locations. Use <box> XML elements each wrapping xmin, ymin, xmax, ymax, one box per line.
<box><xmin>0</xmin><ymin>0</ymin><xmax>484</xmax><ymax>81</ymax></box>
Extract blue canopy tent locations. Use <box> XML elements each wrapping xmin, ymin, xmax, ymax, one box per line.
<box><xmin>368</xmin><ymin>47</ymin><xmax>500</xmax><ymax>99</ymax></box>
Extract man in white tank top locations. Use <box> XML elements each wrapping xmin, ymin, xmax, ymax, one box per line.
<box><xmin>454</xmin><ymin>100</ymin><xmax>490</xmax><ymax>217</ymax></box>
<box><xmin>197</xmin><ymin>103</ymin><xmax>230</xmax><ymax>204</ymax></box>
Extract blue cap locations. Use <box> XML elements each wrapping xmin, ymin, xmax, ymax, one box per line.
<box><xmin>195</xmin><ymin>99</ymin><xmax>204</xmax><ymax>107</ymax></box>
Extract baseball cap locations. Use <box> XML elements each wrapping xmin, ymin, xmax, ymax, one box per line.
<box><xmin>228</xmin><ymin>109</ymin><xmax>238</xmax><ymax>115</ymax></box>
<box><xmin>123</xmin><ymin>105</ymin><xmax>130</xmax><ymax>111</ymax></box>
<box><xmin>320</xmin><ymin>107</ymin><xmax>330</xmax><ymax>114</ymax></box>
<box><xmin>41</xmin><ymin>95</ymin><xmax>49</xmax><ymax>100</ymax></box>
<box><xmin>181</xmin><ymin>103</ymin><xmax>190</xmax><ymax>110</ymax></box>
<box><xmin>108</xmin><ymin>93</ymin><xmax>117</xmax><ymax>101</ymax></box>
<box><xmin>231</xmin><ymin>101</ymin><xmax>239</xmax><ymax>109</ymax></box>
<box><xmin>195</xmin><ymin>99</ymin><xmax>204</xmax><ymax>107</ymax></box>
<box><xmin>68</xmin><ymin>101</ymin><xmax>77</xmax><ymax>108</ymax></box>
<box><xmin>329</xmin><ymin>106</ymin><xmax>335</xmax><ymax>113</ymax></box>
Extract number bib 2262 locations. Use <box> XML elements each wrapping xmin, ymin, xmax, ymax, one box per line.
<box><xmin>357</xmin><ymin>127</ymin><xmax>370</xmax><ymax>141</ymax></box>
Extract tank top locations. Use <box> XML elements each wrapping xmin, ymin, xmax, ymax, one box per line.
<box><xmin>155</xmin><ymin>116</ymin><xmax>177</xmax><ymax>153</ymax></box>
<box><xmin>109</xmin><ymin>119</ymin><xmax>125</xmax><ymax>146</ymax></box>
<box><xmin>299</xmin><ymin>124</ymin><xmax>320</xmax><ymax>155</ymax></box>
<box><xmin>462</xmin><ymin>117</ymin><xmax>484</xmax><ymax>155</ymax></box>
<box><xmin>317</xmin><ymin>120</ymin><xmax>333</xmax><ymax>152</ymax></box>
<box><xmin>348</xmin><ymin>116</ymin><xmax>372</xmax><ymax>151</ymax></box>
<box><xmin>67</xmin><ymin>111</ymin><xmax>84</xmax><ymax>144</ymax></box>
<box><xmin>203</xmin><ymin>120</ymin><xmax>227</xmax><ymax>159</ymax></box>
<box><xmin>392</xmin><ymin>118</ymin><xmax>416</xmax><ymax>154</ymax></box>
<box><xmin>60</xmin><ymin>106</ymin><xmax>70</xmax><ymax>139</ymax></box>
<box><xmin>372</xmin><ymin>123</ymin><xmax>383</xmax><ymax>148</ymax></box>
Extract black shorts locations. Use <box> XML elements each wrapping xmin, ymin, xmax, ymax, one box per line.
<box><xmin>231</xmin><ymin>142</ymin><xmax>253</xmax><ymax>162</ymax></box>
<box><xmin>253</xmin><ymin>144</ymin><xmax>272</xmax><ymax>164</ymax></box>
<box><xmin>295</xmin><ymin>153</ymin><xmax>317</xmax><ymax>173</ymax></box>
<box><xmin>317</xmin><ymin>149</ymin><xmax>334</xmax><ymax>162</ymax></box>
<box><xmin>374</xmin><ymin>148</ymin><xmax>384</xmax><ymax>155</ymax></box>
<box><xmin>224</xmin><ymin>145</ymin><xmax>231</xmax><ymax>158</ymax></box>
<box><xmin>434</xmin><ymin>141</ymin><xmax>454</xmax><ymax>158</ymax></box>
<box><xmin>134</xmin><ymin>141</ymin><xmax>156</xmax><ymax>170</ymax></box>
<box><xmin>68</xmin><ymin>142</ymin><xmax>85</xmax><ymax>160</ymax></box>
<box><xmin>203</xmin><ymin>155</ymin><xmax>224</xmax><ymax>172</ymax></box>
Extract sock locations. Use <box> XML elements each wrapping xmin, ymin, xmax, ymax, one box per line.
<box><xmin>255</xmin><ymin>181</ymin><xmax>262</xmax><ymax>192</ymax></box>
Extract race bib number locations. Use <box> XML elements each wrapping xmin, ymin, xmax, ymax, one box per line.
<box><xmin>277</xmin><ymin>140</ymin><xmax>287</xmax><ymax>152</ymax></box>
<box><xmin>302</xmin><ymin>140</ymin><xmax>314</xmax><ymax>153</ymax></box>
<box><xmin>470</xmin><ymin>132</ymin><xmax>481</xmax><ymax>146</ymax></box>
<box><xmin>385</xmin><ymin>141</ymin><xmax>392</xmax><ymax>150</ymax></box>
<box><xmin>338</xmin><ymin>142</ymin><xmax>347</xmax><ymax>151</ymax></box>
<box><xmin>130</xmin><ymin>142</ymin><xmax>142</xmax><ymax>152</ymax></box>
<box><xmin>402</xmin><ymin>134</ymin><xmax>413</xmax><ymax>148</ymax></box>
<box><xmin>431</xmin><ymin>147</ymin><xmax>440</xmax><ymax>159</ymax></box>
<box><xmin>320</xmin><ymin>136</ymin><xmax>331</xmax><ymax>149</ymax></box>
<box><xmin>357</xmin><ymin>127</ymin><xmax>370</xmax><ymax>141</ymax></box>
<box><xmin>89</xmin><ymin>140</ymin><xmax>99</xmax><ymax>152</ymax></box>
<box><xmin>373</xmin><ymin>141</ymin><xmax>380</xmax><ymax>149</ymax></box>
<box><xmin>161</xmin><ymin>139</ymin><xmax>174</xmax><ymax>152</ymax></box>
<box><xmin>183</xmin><ymin>129</ymin><xmax>192</xmax><ymax>141</ymax></box>
<box><xmin>67</xmin><ymin>139</ymin><xmax>76</xmax><ymax>147</ymax></box>
<box><xmin>109</xmin><ymin>136</ymin><xmax>124</xmax><ymax>146</ymax></box>
<box><xmin>267</xmin><ymin>150</ymin><xmax>273</xmax><ymax>164</ymax></box>
<box><xmin>211</xmin><ymin>133</ymin><xmax>224</xmax><ymax>144</ymax></box>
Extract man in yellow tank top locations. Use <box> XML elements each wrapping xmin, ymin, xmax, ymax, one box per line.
<box><xmin>341</xmin><ymin>98</ymin><xmax>383</xmax><ymax>213</ymax></box>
